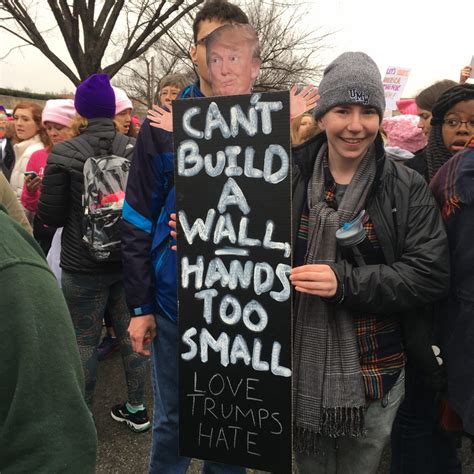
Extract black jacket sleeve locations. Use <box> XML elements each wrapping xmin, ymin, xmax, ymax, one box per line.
<box><xmin>332</xmin><ymin>172</ymin><xmax>450</xmax><ymax>314</ymax></box>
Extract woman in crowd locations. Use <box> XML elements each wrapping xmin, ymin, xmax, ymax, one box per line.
<box><xmin>289</xmin><ymin>51</ymin><xmax>449</xmax><ymax>474</ymax></box>
<box><xmin>112</xmin><ymin>86</ymin><xmax>134</xmax><ymax>136</ymax></box>
<box><xmin>9</xmin><ymin>102</ymin><xmax>49</xmax><ymax>200</ymax></box>
<box><xmin>407</xmin><ymin>79</ymin><xmax>457</xmax><ymax>179</ymax></box>
<box><xmin>21</xmin><ymin>99</ymin><xmax>76</xmax><ymax>254</ymax></box>
<box><xmin>430</xmin><ymin>136</ymin><xmax>474</xmax><ymax>440</ymax></box>
<box><xmin>391</xmin><ymin>83</ymin><xmax>474</xmax><ymax>474</ymax></box>
<box><xmin>291</xmin><ymin>112</ymin><xmax>320</xmax><ymax>146</ymax></box>
<box><xmin>37</xmin><ymin>74</ymin><xmax>150</xmax><ymax>432</ymax></box>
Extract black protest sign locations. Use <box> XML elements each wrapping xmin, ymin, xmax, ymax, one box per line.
<box><xmin>174</xmin><ymin>91</ymin><xmax>292</xmax><ymax>473</ymax></box>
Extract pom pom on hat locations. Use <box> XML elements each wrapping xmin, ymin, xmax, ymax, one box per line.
<box><xmin>396</xmin><ymin>99</ymin><xmax>418</xmax><ymax>115</ymax></box>
<box><xmin>74</xmin><ymin>73</ymin><xmax>116</xmax><ymax>119</ymax></box>
<box><xmin>382</xmin><ymin>114</ymin><xmax>426</xmax><ymax>153</ymax></box>
<box><xmin>42</xmin><ymin>99</ymin><xmax>76</xmax><ymax>127</ymax></box>
<box><xmin>314</xmin><ymin>52</ymin><xmax>386</xmax><ymax>120</ymax></box>
<box><xmin>112</xmin><ymin>86</ymin><xmax>133</xmax><ymax>115</ymax></box>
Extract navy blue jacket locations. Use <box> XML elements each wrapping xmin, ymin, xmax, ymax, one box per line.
<box><xmin>121</xmin><ymin>82</ymin><xmax>203</xmax><ymax>320</ymax></box>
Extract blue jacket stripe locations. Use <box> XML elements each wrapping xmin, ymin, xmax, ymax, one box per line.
<box><xmin>123</xmin><ymin>199</ymin><xmax>153</xmax><ymax>234</ymax></box>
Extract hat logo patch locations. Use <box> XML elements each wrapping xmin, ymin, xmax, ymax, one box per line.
<box><xmin>349</xmin><ymin>89</ymin><xmax>369</xmax><ymax>105</ymax></box>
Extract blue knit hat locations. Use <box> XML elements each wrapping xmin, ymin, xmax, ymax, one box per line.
<box><xmin>74</xmin><ymin>73</ymin><xmax>116</xmax><ymax>119</ymax></box>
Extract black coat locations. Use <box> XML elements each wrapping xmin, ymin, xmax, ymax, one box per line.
<box><xmin>37</xmin><ymin>118</ymin><xmax>135</xmax><ymax>273</ymax></box>
<box><xmin>292</xmin><ymin>133</ymin><xmax>450</xmax><ymax>387</ymax></box>
<box><xmin>0</xmin><ymin>138</ymin><xmax>15</xmax><ymax>182</ymax></box>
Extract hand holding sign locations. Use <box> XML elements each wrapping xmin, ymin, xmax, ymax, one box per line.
<box><xmin>147</xmin><ymin>104</ymin><xmax>173</xmax><ymax>132</ymax></box>
<box><xmin>169</xmin><ymin>212</ymin><xmax>177</xmax><ymax>251</ymax></box>
<box><xmin>290</xmin><ymin>264</ymin><xmax>338</xmax><ymax>298</ymax></box>
<box><xmin>289</xmin><ymin>85</ymin><xmax>319</xmax><ymax>120</ymax></box>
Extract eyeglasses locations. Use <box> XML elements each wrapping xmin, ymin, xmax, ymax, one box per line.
<box><xmin>442</xmin><ymin>119</ymin><xmax>474</xmax><ymax>129</ymax></box>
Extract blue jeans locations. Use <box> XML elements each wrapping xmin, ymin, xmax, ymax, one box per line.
<box><xmin>62</xmin><ymin>270</ymin><xmax>147</xmax><ymax>407</ymax></box>
<box><xmin>295</xmin><ymin>369</ymin><xmax>405</xmax><ymax>474</ymax></box>
<box><xmin>148</xmin><ymin>312</ymin><xmax>246</xmax><ymax>474</ymax></box>
<box><xmin>390</xmin><ymin>365</ymin><xmax>461</xmax><ymax>474</ymax></box>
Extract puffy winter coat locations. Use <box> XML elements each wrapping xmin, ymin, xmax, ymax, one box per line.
<box><xmin>37</xmin><ymin>118</ymin><xmax>135</xmax><ymax>273</ymax></box>
<box><xmin>292</xmin><ymin>133</ymin><xmax>450</xmax><ymax>386</ymax></box>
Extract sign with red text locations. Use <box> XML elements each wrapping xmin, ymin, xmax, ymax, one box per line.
<box><xmin>383</xmin><ymin>66</ymin><xmax>411</xmax><ymax>112</ymax></box>
<box><xmin>174</xmin><ymin>91</ymin><xmax>292</xmax><ymax>473</ymax></box>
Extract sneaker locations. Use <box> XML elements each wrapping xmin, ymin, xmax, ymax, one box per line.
<box><xmin>110</xmin><ymin>403</ymin><xmax>151</xmax><ymax>432</ymax></box>
<box><xmin>97</xmin><ymin>336</ymin><xmax>119</xmax><ymax>361</ymax></box>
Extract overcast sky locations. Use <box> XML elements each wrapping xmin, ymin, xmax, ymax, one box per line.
<box><xmin>0</xmin><ymin>0</ymin><xmax>472</xmax><ymax>98</ymax></box>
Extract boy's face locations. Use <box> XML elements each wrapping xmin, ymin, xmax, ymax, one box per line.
<box><xmin>207</xmin><ymin>39</ymin><xmax>260</xmax><ymax>96</ymax></box>
<box><xmin>160</xmin><ymin>86</ymin><xmax>181</xmax><ymax>106</ymax></box>
<box><xmin>191</xmin><ymin>19</ymin><xmax>229</xmax><ymax>93</ymax></box>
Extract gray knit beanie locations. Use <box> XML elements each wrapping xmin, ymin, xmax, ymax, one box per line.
<box><xmin>314</xmin><ymin>52</ymin><xmax>385</xmax><ymax>120</ymax></box>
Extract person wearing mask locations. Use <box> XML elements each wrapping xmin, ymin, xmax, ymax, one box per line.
<box><xmin>0</xmin><ymin>205</ymin><xmax>97</xmax><ymax>473</ymax></box>
<box><xmin>10</xmin><ymin>102</ymin><xmax>49</xmax><ymax>200</ymax></box>
<box><xmin>37</xmin><ymin>73</ymin><xmax>150</xmax><ymax>432</ymax></box>
<box><xmin>122</xmin><ymin>2</ymin><xmax>251</xmax><ymax>472</ymax></box>
<box><xmin>391</xmin><ymin>83</ymin><xmax>474</xmax><ymax>474</ymax></box>
<box><xmin>290</xmin><ymin>52</ymin><xmax>449</xmax><ymax>474</ymax></box>
<box><xmin>21</xmin><ymin>99</ymin><xmax>76</xmax><ymax>254</ymax></box>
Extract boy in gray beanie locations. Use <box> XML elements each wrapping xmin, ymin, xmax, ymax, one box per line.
<box><xmin>290</xmin><ymin>51</ymin><xmax>449</xmax><ymax>473</ymax></box>
<box><xmin>314</xmin><ymin>51</ymin><xmax>386</xmax><ymax>120</ymax></box>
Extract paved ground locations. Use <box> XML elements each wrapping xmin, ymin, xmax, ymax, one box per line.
<box><xmin>94</xmin><ymin>352</ymin><xmax>473</xmax><ymax>473</ymax></box>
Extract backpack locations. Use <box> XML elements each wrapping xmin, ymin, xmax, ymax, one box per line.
<box><xmin>75</xmin><ymin>134</ymin><xmax>131</xmax><ymax>262</ymax></box>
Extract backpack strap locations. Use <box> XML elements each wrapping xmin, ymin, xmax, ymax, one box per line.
<box><xmin>111</xmin><ymin>133</ymin><xmax>130</xmax><ymax>158</ymax></box>
<box><xmin>73</xmin><ymin>135</ymin><xmax>97</xmax><ymax>160</ymax></box>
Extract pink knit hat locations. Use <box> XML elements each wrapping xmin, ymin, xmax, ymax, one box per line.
<box><xmin>396</xmin><ymin>98</ymin><xmax>418</xmax><ymax>115</ymax></box>
<box><xmin>112</xmin><ymin>86</ymin><xmax>133</xmax><ymax>114</ymax></box>
<box><xmin>382</xmin><ymin>114</ymin><xmax>427</xmax><ymax>153</ymax></box>
<box><xmin>42</xmin><ymin>99</ymin><xmax>76</xmax><ymax>127</ymax></box>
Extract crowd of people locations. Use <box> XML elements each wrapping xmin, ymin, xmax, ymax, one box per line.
<box><xmin>0</xmin><ymin>0</ymin><xmax>473</xmax><ymax>473</ymax></box>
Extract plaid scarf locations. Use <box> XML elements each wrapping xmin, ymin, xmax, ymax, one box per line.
<box><xmin>294</xmin><ymin>142</ymin><xmax>377</xmax><ymax>453</ymax></box>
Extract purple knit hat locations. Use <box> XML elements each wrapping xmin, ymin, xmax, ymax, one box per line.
<box><xmin>74</xmin><ymin>73</ymin><xmax>116</xmax><ymax>119</ymax></box>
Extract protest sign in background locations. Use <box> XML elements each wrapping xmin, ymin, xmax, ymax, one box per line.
<box><xmin>174</xmin><ymin>91</ymin><xmax>292</xmax><ymax>473</ymax></box>
<box><xmin>383</xmin><ymin>66</ymin><xmax>411</xmax><ymax>113</ymax></box>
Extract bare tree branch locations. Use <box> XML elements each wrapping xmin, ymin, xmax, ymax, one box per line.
<box><xmin>0</xmin><ymin>0</ymin><xmax>205</xmax><ymax>85</ymax></box>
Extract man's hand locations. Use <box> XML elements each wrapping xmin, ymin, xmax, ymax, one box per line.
<box><xmin>289</xmin><ymin>85</ymin><xmax>319</xmax><ymax>120</ymax></box>
<box><xmin>147</xmin><ymin>104</ymin><xmax>173</xmax><ymax>132</ymax></box>
<box><xmin>290</xmin><ymin>264</ymin><xmax>338</xmax><ymax>298</ymax></box>
<box><xmin>128</xmin><ymin>314</ymin><xmax>156</xmax><ymax>356</ymax></box>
